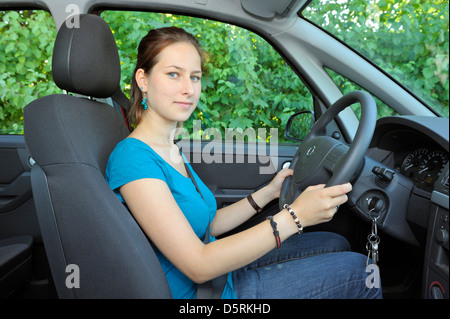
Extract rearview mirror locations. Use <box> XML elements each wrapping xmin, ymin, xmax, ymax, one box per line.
<box><xmin>284</xmin><ymin>110</ymin><xmax>314</xmax><ymax>142</ymax></box>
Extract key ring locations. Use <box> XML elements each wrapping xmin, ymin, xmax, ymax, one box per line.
<box><xmin>368</xmin><ymin>208</ymin><xmax>380</xmax><ymax>221</ymax></box>
<box><xmin>367</xmin><ymin>233</ymin><xmax>380</xmax><ymax>245</ymax></box>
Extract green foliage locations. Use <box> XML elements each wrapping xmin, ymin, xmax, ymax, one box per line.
<box><xmin>102</xmin><ymin>11</ymin><xmax>312</xmax><ymax>142</ymax></box>
<box><xmin>304</xmin><ymin>0</ymin><xmax>449</xmax><ymax>117</ymax></box>
<box><xmin>0</xmin><ymin>2</ymin><xmax>448</xmax><ymax>136</ymax></box>
<box><xmin>0</xmin><ymin>10</ymin><xmax>60</xmax><ymax>134</ymax></box>
<box><xmin>326</xmin><ymin>68</ymin><xmax>398</xmax><ymax>119</ymax></box>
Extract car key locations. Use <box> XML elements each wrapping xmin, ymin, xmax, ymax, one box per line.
<box><xmin>366</xmin><ymin>208</ymin><xmax>381</xmax><ymax>265</ymax></box>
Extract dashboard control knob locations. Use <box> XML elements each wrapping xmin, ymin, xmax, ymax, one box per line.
<box><xmin>436</xmin><ymin>229</ymin><xmax>449</xmax><ymax>245</ymax></box>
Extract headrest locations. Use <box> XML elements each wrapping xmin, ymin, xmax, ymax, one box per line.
<box><xmin>52</xmin><ymin>14</ymin><xmax>120</xmax><ymax>98</ymax></box>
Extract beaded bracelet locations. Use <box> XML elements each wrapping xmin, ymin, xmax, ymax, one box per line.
<box><xmin>283</xmin><ymin>204</ymin><xmax>304</xmax><ymax>234</ymax></box>
<box><xmin>266</xmin><ymin>216</ymin><xmax>281</xmax><ymax>249</ymax></box>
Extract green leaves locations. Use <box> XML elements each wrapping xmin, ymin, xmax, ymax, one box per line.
<box><xmin>304</xmin><ymin>0</ymin><xmax>449</xmax><ymax>117</ymax></box>
<box><xmin>0</xmin><ymin>10</ymin><xmax>59</xmax><ymax>134</ymax></box>
<box><xmin>102</xmin><ymin>11</ymin><xmax>313</xmax><ymax>142</ymax></box>
<box><xmin>1</xmin><ymin>3</ymin><xmax>448</xmax><ymax>136</ymax></box>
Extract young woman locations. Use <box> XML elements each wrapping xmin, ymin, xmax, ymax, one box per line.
<box><xmin>106</xmin><ymin>26</ymin><xmax>382</xmax><ymax>299</ymax></box>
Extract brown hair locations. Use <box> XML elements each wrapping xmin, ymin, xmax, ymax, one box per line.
<box><xmin>128</xmin><ymin>26</ymin><xmax>206</xmax><ymax>128</ymax></box>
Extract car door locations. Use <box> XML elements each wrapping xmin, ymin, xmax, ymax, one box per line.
<box><xmin>0</xmin><ymin>135</ymin><xmax>36</xmax><ymax>237</ymax></box>
<box><xmin>186</xmin><ymin>140</ymin><xmax>299</xmax><ymax>235</ymax></box>
<box><xmin>0</xmin><ymin>8</ymin><xmax>58</xmax><ymax>298</ymax></box>
<box><xmin>188</xmin><ymin>141</ymin><xmax>297</xmax><ymax>210</ymax></box>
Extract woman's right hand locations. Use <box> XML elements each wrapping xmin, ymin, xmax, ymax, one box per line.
<box><xmin>289</xmin><ymin>183</ymin><xmax>352</xmax><ymax>228</ymax></box>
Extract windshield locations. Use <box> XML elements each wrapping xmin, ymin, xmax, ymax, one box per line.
<box><xmin>301</xmin><ymin>0</ymin><xmax>449</xmax><ymax>118</ymax></box>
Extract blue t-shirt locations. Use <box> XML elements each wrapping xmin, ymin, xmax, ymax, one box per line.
<box><xmin>105</xmin><ymin>138</ymin><xmax>236</xmax><ymax>299</ymax></box>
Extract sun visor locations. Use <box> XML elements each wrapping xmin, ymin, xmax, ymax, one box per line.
<box><xmin>241</xmin><ymin>0</ymin><xmax>309</xmax><ymax>19</ymax></box>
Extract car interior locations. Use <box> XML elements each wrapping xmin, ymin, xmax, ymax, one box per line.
<box><xmin>0</xmin><ymin>0</ymin><xmax>448</xmax><ymax>300</ymax></box>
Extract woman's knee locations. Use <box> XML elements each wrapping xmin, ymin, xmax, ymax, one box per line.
<box><xmin>285</xmin><ymin>231</ymin><xmax>351</xmax><ymax>254</ymax></box>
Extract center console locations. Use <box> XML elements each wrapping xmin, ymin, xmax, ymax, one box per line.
<box><xmin>422</xmin><ymin>162</ymin><xmax>449</xmax><ymax>299</ymax></box>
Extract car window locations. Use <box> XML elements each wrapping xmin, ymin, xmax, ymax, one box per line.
<box><xmin>101</xmin><ymin>11</ymin><xmax>313</xmax><ymax>143</ymax></box>
<box><xmin>325</xmin><ymin>68</ymin><xmax>398</xmax><ymax>119</ymax></box>
<box><xmin>301</xmin><ymin>0</ymin><xmax>449</xmax><ymax>118</ymax></box>
<box><xmin>0</xmin><ymin>10</ymin><xmax>59</xmax><ymax>134</ymax></box>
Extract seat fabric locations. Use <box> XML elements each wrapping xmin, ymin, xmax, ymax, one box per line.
<box><xmin>24</xmin><ymin>14</ymin><xmax>171</xmax><ymax>298</ymax></box>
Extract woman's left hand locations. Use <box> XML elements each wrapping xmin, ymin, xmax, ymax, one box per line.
<box><xmin>266</xmin><ymin>168</ymin><xmax>294</xmax><ymax>200</ymax></box>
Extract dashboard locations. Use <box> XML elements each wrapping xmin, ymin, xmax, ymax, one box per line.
<box><xmin>368</xmin><ymin>116</ymin><xmax>449</xmax><ymax>193</ymax></box>
<box><xmin>366</xmin><ymin>115</ymin><xmax>449</xmax><ymax>299</ymax></box>
<box><xmin>399</xmin><ymin>147</ymin><xmax>447</xmax><ymax>192</ymax></box>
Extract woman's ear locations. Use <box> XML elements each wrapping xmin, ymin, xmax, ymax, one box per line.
<box><xmin>135</xmin><ymin>68</ymin><xmax>147</xmax><ymax>92</ymax></box>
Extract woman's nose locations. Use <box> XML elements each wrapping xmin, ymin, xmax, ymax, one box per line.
<box><xmin>182</xmin><ymin>78</ymin><xmax>195</xmax><ymax>96</ymax></box>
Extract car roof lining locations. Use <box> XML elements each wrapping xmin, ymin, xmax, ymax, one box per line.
<box><xmin>0</xmin><ymin>0</ymin><xmax>304</xmax><ymax>33</ymax></box>
<box><xmin>240</xmin><ymin>0</ymin><xmax>309</xmax><ymax>20</ymax></box>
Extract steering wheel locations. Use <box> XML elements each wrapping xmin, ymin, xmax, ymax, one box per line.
<box><xmin>279</xmin><ymin>91</ymin><xmax>377</xmax><ymax>209</ymax></box>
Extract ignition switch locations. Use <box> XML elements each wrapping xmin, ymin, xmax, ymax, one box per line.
<box><xmin>359</xmin><ymin>191</ymin><xmax>387</xmax><ymax>216</ymax></box>
<box><xmin>367</xmin><ymin>196</ymin><xmax>383</xmax><ymax>213</ymax></box>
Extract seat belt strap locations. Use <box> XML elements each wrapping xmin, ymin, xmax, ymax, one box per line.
<box><xmin>180</xmin><ymin>151</ymin><xmax>228</xmax><ymax>299</ymax></box>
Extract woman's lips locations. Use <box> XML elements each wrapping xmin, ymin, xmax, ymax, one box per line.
<box><xmin>175</xmin><ymin>101</ymin><xmax>193</xmax><ymax>109</ymax></box>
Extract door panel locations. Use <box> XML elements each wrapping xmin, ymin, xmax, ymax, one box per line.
<box><xmin>0</xmin><ymin>135</ymin><xmax>53</xmax><ymax>298</ymax></box>
<box><xmin>0</xmin><ymin>139</ymin><xmax>33</xmax><ymax>215</ymax></box>
<box><xmin>0</xmin><ymin>135</ymin><xmax>39</xmax><ymax>238</ymax></box>
<box><xmin>179</xmin><ymin>140</ymin><xmax>298</xmax><ymax>209</ymax></box>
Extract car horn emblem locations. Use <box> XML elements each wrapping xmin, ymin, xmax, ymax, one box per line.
<box><xmin>306</xmin><ymin>145</ymin><xmax>316</xmax><ymax>157</ymax></box>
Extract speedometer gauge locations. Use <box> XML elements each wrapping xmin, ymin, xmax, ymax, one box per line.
<box><xmin>401</xmin><ymin>148</ymin><xmax>428</xmax><ymax>178</ymax></box>
<box><xmin>422</xmin><ymin>150</ymin><xmax>449</xmax><ymax>186</ymax></box>
<box><xmin>401</xmin><ymin>148</ymin><xmax>449</xmax><ymax>191</ymax></box>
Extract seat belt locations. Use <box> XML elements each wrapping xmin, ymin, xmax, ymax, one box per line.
<box><xmin>111</xmin><ymin>88</ymin><xmax>131</xmax><ymax>113</ymax></box>
<box><xmin>180</xmin><ymin>151</ymin><xmax>228</xmax><ymax>299</ymax></box>
<box><xmin>111</xmin><ymin>88</ymin><xmax>132</xmax><ymax>131</ymax></box>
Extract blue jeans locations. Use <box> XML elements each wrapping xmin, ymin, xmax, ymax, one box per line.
<box><xmin>232</xmin><ymin>231</ymin><xmax>382</xmax><ymax>299</ymax></box>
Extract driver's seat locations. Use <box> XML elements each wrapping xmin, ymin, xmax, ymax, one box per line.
<box><xmin>23</xmin><ymin>14</ymin><xmax>171</xmax><ymax>298</ymax></box>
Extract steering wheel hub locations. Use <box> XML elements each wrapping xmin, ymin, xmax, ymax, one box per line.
<box><xmin>280</xmin><ymin>91</ymin><xmax>377</xmax><ymax>209</ymax></box>
<box><xmin>292</xmin><ymin>136</ymin><xmax>342</xmax><ymax>184</ymax></box>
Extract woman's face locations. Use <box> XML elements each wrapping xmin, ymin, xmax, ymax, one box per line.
<box><xmin>138</xmin><ymin>42</ymin><xmax>202</xmax><ymax>124</ymax></box>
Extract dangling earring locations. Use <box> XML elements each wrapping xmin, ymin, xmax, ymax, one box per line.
<box><xmin>140</xmin><ymin>87</ymin><xmax>148</xmax><ymax>110</ymax></box>
<box><xmin>141</xmin><ymin>97</ymin><xmax>148</xmax><ymax>110</ymax></box>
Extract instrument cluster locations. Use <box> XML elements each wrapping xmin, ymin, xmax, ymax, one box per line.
<box><xmin>399</xmin><ymin>147</ymin><xmax>448</xmax><ymax>192</ymax></box>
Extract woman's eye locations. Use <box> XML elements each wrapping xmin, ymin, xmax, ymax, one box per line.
<box><xmin>191</xmin><ymin>75</ymin><xmax>201</xmax><ymax>82</ymax></box>
<box><xmin>168</xmin><ymin>72</ymin><xmax>179</xmax><ymax>78</ymax></box>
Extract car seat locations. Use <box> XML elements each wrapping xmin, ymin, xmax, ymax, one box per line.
<box><xmin>23</xmin><ymin>14</ymin><xmax>171</xmax><ymax>298</ymax></box>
